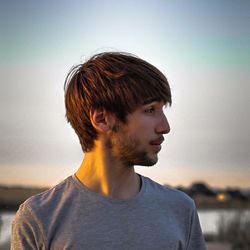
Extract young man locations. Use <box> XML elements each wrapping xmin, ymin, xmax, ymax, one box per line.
<box><xmin>12</xmin><ymin>52</ymin><xmax>206</xmax><ymax>249</ymax></box>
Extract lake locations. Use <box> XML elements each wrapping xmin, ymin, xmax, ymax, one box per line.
<box><xmin>0</xmin><ymin>211</ymin><xmax>14</xmax><ymax>247</ymax></box>
<box><xmin>1</xmin><ymin>209</ymin><xmax>250</xmax><ymax>247</ymax></box>
<box><xmin>198</xmin><ymin>209</ymin><xmax>250</xmax><ymax>234</ymax></box>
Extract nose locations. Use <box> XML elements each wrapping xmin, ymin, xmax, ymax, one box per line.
<box><xmin>156</xmin><ymin>112</ymin><xmax>170</xmax><ymax>135</ymax></box>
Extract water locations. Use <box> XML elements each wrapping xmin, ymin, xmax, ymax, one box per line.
<box><xmin>0</xmin><ymin>211</ymin><xmax>15</xmax><ymax>246</ymax></box>
<box><xmin>198</xmin><ymin>209</ymin><xmax>250</xmax><ymax>234</ymax></box>
<box><xmin>1</xmin><ymin>209</ymin><xmax>250</xmax><ymax>247</ymax></box>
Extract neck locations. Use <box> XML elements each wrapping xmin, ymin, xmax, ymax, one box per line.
<box><xmin>75</xmin><ymin>142</ymin><xmax>141</xmax><ymax>199</ymax></box>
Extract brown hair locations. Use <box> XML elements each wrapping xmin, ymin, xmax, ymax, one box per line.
<box><xmin>64</xmin><ymin>52</ymin><xmax>172</xmax><ymax>152</ymax></box>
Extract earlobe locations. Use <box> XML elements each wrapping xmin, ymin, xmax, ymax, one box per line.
<box><xmin>89</xmin><ymin>108</ymin><xmax>114</xmax><ymax>133</ymax></box>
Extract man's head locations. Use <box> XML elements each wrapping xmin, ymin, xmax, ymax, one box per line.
<box><xmin>64</xmin><ymin>52</ymin><xmax>172</xmax><ymax>152</ymax></box>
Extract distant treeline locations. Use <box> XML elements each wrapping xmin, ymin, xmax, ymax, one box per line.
<box><xmin>1</xmin><ymin>182</ymin><xmax>250</xmax><ymax>211</ymax></box>
<box><xmin>0</xmin><ymin>185</ymin><xmax>48</xmax><ymax>211</ymax></box>
<box><xmin>174</xmin><ymin>182</ymin><xmax>250</xmax><ymax>209</ymax></box>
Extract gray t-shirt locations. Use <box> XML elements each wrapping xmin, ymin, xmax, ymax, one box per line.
<box><xmin>12</xmin><ymin>175</ymin><xmax>206</xmax><ymax>250</ymax></box>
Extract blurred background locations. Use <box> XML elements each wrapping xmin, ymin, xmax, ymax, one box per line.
<box><xmin>0</xmin><ymin>0</ymin><xmax>250</xmax><ymax>249</ymax></box>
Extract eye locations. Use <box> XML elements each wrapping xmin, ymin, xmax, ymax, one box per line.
<box><xmin>144</xmin><ymin>106</ymin><xmax>155</xmax><ymax>113</ymax></box>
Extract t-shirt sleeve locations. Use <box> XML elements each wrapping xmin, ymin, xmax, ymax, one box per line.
<box><xmin>186</xmin><ymin>201</ymin><xmax>207</xmax><ymax>250</ymax></box>
<box><xmin>11</xmin><ymin>204</ymin><xmax>46</xmax><ymax>250</ymax></box>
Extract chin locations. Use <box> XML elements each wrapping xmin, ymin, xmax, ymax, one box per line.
<box><xmin>145</xmin><ymin>158</ymin><xmax>158</xmax><ymax>167</ymax></box>
<box><xmin>136</xmin><ymin>154</ymin><xmax>158</xmax><ymax>167</ymax></box>
<box><xmin>119</xmin><ymin>149</ymin><xmax>158</xmax><ymax>167</ymax></box>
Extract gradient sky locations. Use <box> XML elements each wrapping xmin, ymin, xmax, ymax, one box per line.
<box><xmin>1</xmin><ymin>0</ymin><xmax>250</xmax><ymax>188</ymax></box>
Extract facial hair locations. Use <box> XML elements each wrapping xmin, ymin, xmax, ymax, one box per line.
<box><xmin>107</xmin><ymin>122</ymin><xmax>158</xmax><ymax>167</ymax></box>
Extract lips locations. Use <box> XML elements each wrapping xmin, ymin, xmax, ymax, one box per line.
<box><xmin>150</xmin><ymin>137</ymin><xmax>164</xmax><ymax>146</ymax></box>
<box><xmin>149</xmin><ymin>137</ymin><xmax>164</xmax><ymax>153</ymax></box>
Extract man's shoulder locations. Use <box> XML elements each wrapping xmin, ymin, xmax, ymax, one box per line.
<box><xmin>18</xmin><ymin>175</ymin><xmax>75</xmax><ymax>216</ymax></box>
<box><xmin>143</xmin><ymin>176</ymin><xmax>195</xmax><ymax>210</ymax></box>
<box><xmin>12</xmin><ymin>176</ymin><xmax>80</xmax><ymax>248</ymax></box>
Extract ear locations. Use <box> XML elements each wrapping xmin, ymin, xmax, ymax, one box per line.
<box><xmin>89</xmin><ymin>108</ymin><xmax>115</xmax><ymax>133</ymax></box>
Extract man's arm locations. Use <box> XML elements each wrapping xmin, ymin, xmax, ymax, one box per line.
<box><xmin>186</xmin><ymin>202</ymin><xmax>207</xmax><ymax>250</ymax></box>
<box><xmin>11</xmin><ymin>204</ymin><xmax>45</xmax><ymax>250</ymax></box>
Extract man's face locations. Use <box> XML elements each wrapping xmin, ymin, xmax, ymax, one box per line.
<box><xmin>108</xmin><ymin>100</ymin><xmax>170</xmax><ymax>167</ymax></box>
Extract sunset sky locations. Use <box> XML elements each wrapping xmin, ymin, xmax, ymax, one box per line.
<box><xmin>1</xmin><ymin>0</ymin><xmax>250</xmax><ymax>188</ymax></box>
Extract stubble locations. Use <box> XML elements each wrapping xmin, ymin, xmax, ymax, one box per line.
<box><xmin>107</xmin><ymin>122</ymin><xmax>158</xmax><ymax>167</ymax></box>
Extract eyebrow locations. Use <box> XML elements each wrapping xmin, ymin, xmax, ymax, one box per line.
<box><xmin>142</xmin><ymin>97</ymin><xmax>160</xmax><ymax>105</ymax></box>
<box><xmin>142</xmin><ymin>97</ymin><xmax>167</xmax><ymax>105</ymax></box>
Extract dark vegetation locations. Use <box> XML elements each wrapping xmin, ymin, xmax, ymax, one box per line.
<box><xmin>1</xmin><ymin>182</ymin><xmax>250</xmax><ymax>211</ymax></box>
<box><xmin>217</xmin><ymin>211</ymin><xmax>250</xmax><ymax>250</ymax></box>
<box><xmin>176</xmin><ymin>182</ymin><xmax>250</xmax><ymax>209</ymax></box>
<box><xmin>0</xmin><ymin>185</ymin><xmax>48</xmax><ymax>211</ymax></box>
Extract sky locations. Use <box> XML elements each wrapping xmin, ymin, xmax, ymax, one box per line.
<box><xmin>0</xmin><ymin>0</ymin><xmax>250</xmax><ymax>188</ymax></box>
